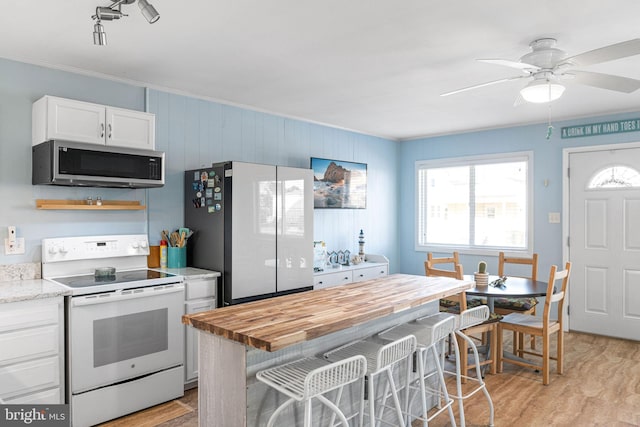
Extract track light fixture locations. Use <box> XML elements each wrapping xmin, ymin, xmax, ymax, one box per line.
<box><xmin>91</xmin><ymin>0</ymin><xmax>160</xmax><ymax>46</ymax></box>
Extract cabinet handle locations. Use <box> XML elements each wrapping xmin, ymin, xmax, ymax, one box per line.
<box><xmin>108</xmin><ymin>123</ymin><xmax>112</xmax><ymax>139</ymax></box>
<box><xmin>100</xmin><ymin>123</ymin><xmax>105</xmax><ymax>138</ymax></box>
<box><xmin>318</xmin><ymin>281</ymin><xmax>323</xmax><ymax>285</ymax></box>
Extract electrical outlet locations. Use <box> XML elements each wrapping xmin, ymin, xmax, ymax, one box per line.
<box><xmin>5</xmin><ymin>237</ymin><xmax>25</xmax><ymax>255</ymax></box>
<box><xmin>7</xmin><ymin>226</ymin><xmax>16</xmax><ymax>243</ymax></box>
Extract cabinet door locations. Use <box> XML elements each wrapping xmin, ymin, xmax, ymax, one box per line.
<box><xmin>185</xmin><ymin>299</ymin><xmax>215</xmax><ymax>382</ymax></box>
<box><xmin>45</xmin><ymin>97</ymin><xmax>105</xmax><ymax>145</ymax></box>
<box><xmin>313</xmin><ymin>271</ymin><xmax>352</xmax><ymax>289</ymax></box>
<box><xmin>352</xmin><ymin>265</ymin><xmax>389</xmax><ymax>283</ymax></box>
<box><xmin>106</xmin><ymin>107</ymin><xmax>155</xmax><ymax>149</ymax></box>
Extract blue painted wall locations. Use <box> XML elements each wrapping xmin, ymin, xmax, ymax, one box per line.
<box><xmin>0</xmin><ymin>58</ymin><xmax>398</xmax><ymax>268</ymax></box>
<box><xmin>398</xmin><ymin>112</ymin><xmax>640</xmax><ymax>277</ymax></box>
<box><xmin>2</xmin><ymin>55</ymin><xmax>638</xmax><ymax>275</ymax></box>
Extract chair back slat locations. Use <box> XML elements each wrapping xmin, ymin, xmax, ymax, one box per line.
<box><xmin>426</xmin><ymin>257</ymin><xmax>466</xmax><ymax>311</ymax></box>
<box><xmin>543</xmin><ymin>262</ymin><xmax>572</xmax><ymax>327</ymax></box>
<box><xmin>498</xmin><ymin>252</ymin><xmax>538</xmax><ymax>281</ymax></box>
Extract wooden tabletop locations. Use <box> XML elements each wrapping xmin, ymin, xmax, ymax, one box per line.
<box><xmin>183</xmin><ymin>273</ymin><xmax>473</xmax><ymax>352</ymax></box>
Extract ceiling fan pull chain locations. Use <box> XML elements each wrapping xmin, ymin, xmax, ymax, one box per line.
<box><xmin>546</xmin><ymin>97</ymin><xmax>554</xmax><ymax>140</ymax></box>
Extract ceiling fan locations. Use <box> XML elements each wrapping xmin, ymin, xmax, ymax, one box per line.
<box><xmin>441</xmin><ymin>38</ymin><xmax>640</xmax><ymax>103</ymax></box>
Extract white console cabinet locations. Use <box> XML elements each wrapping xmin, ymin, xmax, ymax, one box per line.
<box><xmin>32</xmin><ymin>95</ymin><xmax>155</xmax><ymax>149</ymax></box>
<box><xmin>313</xmin><ymin>254</ymin><xmax>389</xmax><ymax>289</ymax></box>
<box><xmin>0</xmin><ymin>297</ymin><xmax>64</xmax><ymax>404</ymax></box>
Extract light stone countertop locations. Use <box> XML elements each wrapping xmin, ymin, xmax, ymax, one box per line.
<box><xmin>0</xmin><ymin>279</ymin><xmax>71</xmax><ymax>304</ymax></box>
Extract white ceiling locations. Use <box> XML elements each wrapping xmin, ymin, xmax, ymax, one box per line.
<box><xmin>2</xmin><ymin>0</ymin><xmax>640</xmax><ymax>141</ymax></box>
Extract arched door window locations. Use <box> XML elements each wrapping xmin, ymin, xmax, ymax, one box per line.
<box><xmin>588</xmin><ymin>166</ymin><xmax>640</xmax><ymax>188</ymax></box>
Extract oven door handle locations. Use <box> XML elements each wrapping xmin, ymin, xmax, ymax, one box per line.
<box><xmin>71</xmin><ymin>284</ymin><xmax>184</xmax><ymax>307</ymax></box>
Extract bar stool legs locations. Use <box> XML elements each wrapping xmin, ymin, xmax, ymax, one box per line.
<box><xmin>447</xmin><ymin>306</ymin><xmax>495</xmax><ymax>427</ymax></box>
<box><xmin>256</xmin><ymin>355</ymin><xmax>367</xmax><ymax>427</ymax></box>
<box><xmin>379</xmin><ymin>313</ymin><xmax>457</xmax><ymax>427</ymax></box>
<box><xmin>324</xmin><ymin>334</ymin><xmax>417</xmax><ymax>427</ymax></box>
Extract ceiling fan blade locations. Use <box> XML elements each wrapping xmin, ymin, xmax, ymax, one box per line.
<box><xmin>565</xmin><ymin>38</ymin><xmax>640</xmax><ymax>66</ymax></box>
<box><xmin>568</xmin><ymin>70</ymin><xmax>640</xmax><ymax>93</ymax></box>
<box><xmin>440</xmin><ymin>75</ymin><xmax>527</xmax><ymax>97</ymax></box>
<box><xmin>478</xmin><ymin>59</ymin><xmax>540</xmax><ymax>72</ymax></box>
<box><xmin>513</xmin><ymin>93</ymin><xmax>527</xmax><ymax>107</ymax></box>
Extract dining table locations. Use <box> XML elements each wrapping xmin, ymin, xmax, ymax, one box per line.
<box><xmin>462</xmin><ymin>274</ymin><xmax>552</xmax><ymax>374</ymax></box>
<box><xmin>464</xmin><ymin>274</ymin><xmax>551</xmax><ymax>312</ymax></box>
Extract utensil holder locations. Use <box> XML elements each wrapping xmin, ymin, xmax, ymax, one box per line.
<box><xmin>167</xmin><ymin>246</ymin><xmax>186</xmax><ymax>268</ymax></box>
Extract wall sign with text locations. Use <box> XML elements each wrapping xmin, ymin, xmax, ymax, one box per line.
<box><xmin>561</xmin><ymin>118</ymin><xmax>640</xmax><ymax>139</ymax></box>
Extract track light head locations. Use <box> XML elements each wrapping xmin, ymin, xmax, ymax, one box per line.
<box><xmin>138</xmin><ymin>0</ymin><xmax>160</xmax><ymax>23</ymax></box>
<box><xmin>93</xmin><ymin>21</ymin><xmax>107</xmax><ymax>46</ymax></box>
<box><xmin>95</xmin><ymin>6</ymin><xmax>124</xmax><ymax>21</ymax></box>
<box><xmin>91</xmin><ymin>0</ymin><xmax>159</xmax><ymax>46</ymax></box>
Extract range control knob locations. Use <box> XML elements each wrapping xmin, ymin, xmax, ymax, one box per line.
<box><xmin>47</xmin><ymin>246</ymin><xmax>58</xmax><ymax>255</ymax></box>
<box><xmin>139</xmin><ymin>240</ymin><xmax>148</xmax><ymax>249</ymax></box>
<box><xmin>59</xmin><ymin>246</ymin><xmax>68</xmax><ymax>254</ymax></box>
<box><xmin>131</xmin><ymin>241</ymin><xmax>140</xmax><ymax>249</ymax></box>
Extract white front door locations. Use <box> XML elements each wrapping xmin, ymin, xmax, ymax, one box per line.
<box><xmin>568</xmin><ymin>147</ymin><xmax>640</xmax><ymax>340</ymax></box>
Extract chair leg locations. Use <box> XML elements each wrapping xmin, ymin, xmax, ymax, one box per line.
<box><xmin>496</xmin><ymin>325</ymin><xmax>503</xmax><ymax>373</ymax></box>
<box><xmin>542</xmin><ymin>332</ymin><xmax>550</xmax><ymax>385</ymax></box>
<box><xmin>458</xmin><ymin>333</ymin><xmax>468</xmax><ymax>384</ymax></box>
<box><xmin>489</xmin><ymin>325</ymin><xmax>497</xmax><ymax>375</ymax></box>
<box><xmin>512</xmin><ymin>330</ymin><xmax>518</xmax><ymax>355</ymax></box>
<box><xmin>558</xmin><ymin>330</ymin><xmax>564</xmax><ymax>375</ymax></box>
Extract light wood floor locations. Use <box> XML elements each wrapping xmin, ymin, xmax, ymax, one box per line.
<box><xmin>111</xmin><ymin>331</ymin><xmax>640</xmax><ymax>427</ymax></box>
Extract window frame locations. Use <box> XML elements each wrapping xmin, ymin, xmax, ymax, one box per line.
<box><xmin>414</xmin><ymin>151</ymin><xmax>534</xmax><ymax>256</ymax></box>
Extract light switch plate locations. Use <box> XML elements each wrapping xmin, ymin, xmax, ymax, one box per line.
<box><xmin>5</xmin><ymin>237</ymin><xmax>25</xmax><ymax>255</ymax></box>
<box><xmin>548</xmin><ymin>212</ymin><xmax>561</xmax><ymax>224</ymax></box>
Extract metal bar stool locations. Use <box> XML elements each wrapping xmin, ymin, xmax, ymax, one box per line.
<box><xmin>445</xmin><ymin>305</ymin><xmax>495</xmax><ymax>427</ymax></box>
<box><xmin>378</xmin><ymin>313</ymin><xmax>458</xmax><ymax>427</ymax></box>
<box><xmin>324</xmin><ymin>335</ymin><xmax>417</xmax><ymax>427</ymax></box>
<box><xmin>256</xmin><ymin>355</ymin><xmax>367</xmax><ymax>427</ymax></box>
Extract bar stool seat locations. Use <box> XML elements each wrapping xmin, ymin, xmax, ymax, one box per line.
<box><xmin>324</xmin><ymin>335</ymin><xmax>417</xmax><ymax>427</ymax></box>
<box><xmin>257</xmin><ymin>355</ymin><xmax>367</xmax><ymax>427</ymax></box>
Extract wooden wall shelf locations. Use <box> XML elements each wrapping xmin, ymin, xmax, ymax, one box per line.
<box><xmin>36</xmin><ymin>199</ymin><xmax>146</xmax><ymax>210</ymax></box>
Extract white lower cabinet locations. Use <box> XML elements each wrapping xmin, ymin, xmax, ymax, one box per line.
<box><xmin>313</xmin><ymin>271</ymin><xmax>353</xmax><ymax>289</ymax></box>
<box><xmin>185</xmin><ymin>299</ymin><xmax>215</xmax><ymax>383</ymax></box>
<box><xmin>0</xmin><ymin>297</ymin><xmax>64</xmax><ymax>403</ymax></box>
<box><xmin>313</xmin><ymin>255</ymin><xmax>389</xmax><ymax>289</ymax></box>
<box><xmin>352</xmin><ymin>264</ymin><xmax>389</xmax><ymax>282</ymax></box>
<box><xmin>170</xmin><ymin>267</ymin><xmax>220</xmax><ymax>386</ymax></box>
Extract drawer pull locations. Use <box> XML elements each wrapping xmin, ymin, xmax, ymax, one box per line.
<box><xmin>318</xmin><ymin>281</ymin><xmax>323</xmax><ymax>285</ymax></box>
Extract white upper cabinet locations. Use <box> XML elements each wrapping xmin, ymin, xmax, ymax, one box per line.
<box><xmin>105</xmin><ymin>106</ymin><xmax>155</xmax><ymax>149</ymax></box>
<box><xmin>32</xmin><ymin>95</ymin><xmax>155</xmax><ymax>149</ymax></box>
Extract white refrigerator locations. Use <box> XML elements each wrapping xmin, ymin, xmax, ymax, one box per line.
<box><xmin>185</xmin><ymin>161</ymin><xmax>314</xmax><ymax>306</ymax></box>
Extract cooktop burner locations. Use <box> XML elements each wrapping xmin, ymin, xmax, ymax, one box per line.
<box><xmin>53</xmin><ymin>269</ymin><xmax>176</xmax><ymax>289</ymax></box>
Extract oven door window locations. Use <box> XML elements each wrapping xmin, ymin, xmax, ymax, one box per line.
<box><xmin>93</xmin><ymin>308</ymin><xmax>168</xmax><ymax>367</ymax></box>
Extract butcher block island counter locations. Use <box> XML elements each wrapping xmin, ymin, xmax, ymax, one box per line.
<box><xmin>183</xmin><ymin>273</ymin><xmax>473</xmax><ymax>426</ymax></box>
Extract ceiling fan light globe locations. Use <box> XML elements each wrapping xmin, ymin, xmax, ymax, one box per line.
<box><xmin>520</xmin><ymin>80</ymin><xmax>565</xmax><ymax>103</ymax></box>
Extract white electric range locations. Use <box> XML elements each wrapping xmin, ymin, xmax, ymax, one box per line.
<box><xmin>42</xmin><ymin>234</ymin><xmax>185</xmax><ymax>427</ymax></box>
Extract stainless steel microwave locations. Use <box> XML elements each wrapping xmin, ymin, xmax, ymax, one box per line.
<box><xmin>32</xmin><ymin>140</ymin><xmax>165</xmax><ymax>188</ymax></box>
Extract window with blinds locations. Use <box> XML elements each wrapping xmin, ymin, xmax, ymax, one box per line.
<box><xmin>416</xmin><ymin>152</ymin><xmax>532</xmax><ymax>253</ymax></box>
